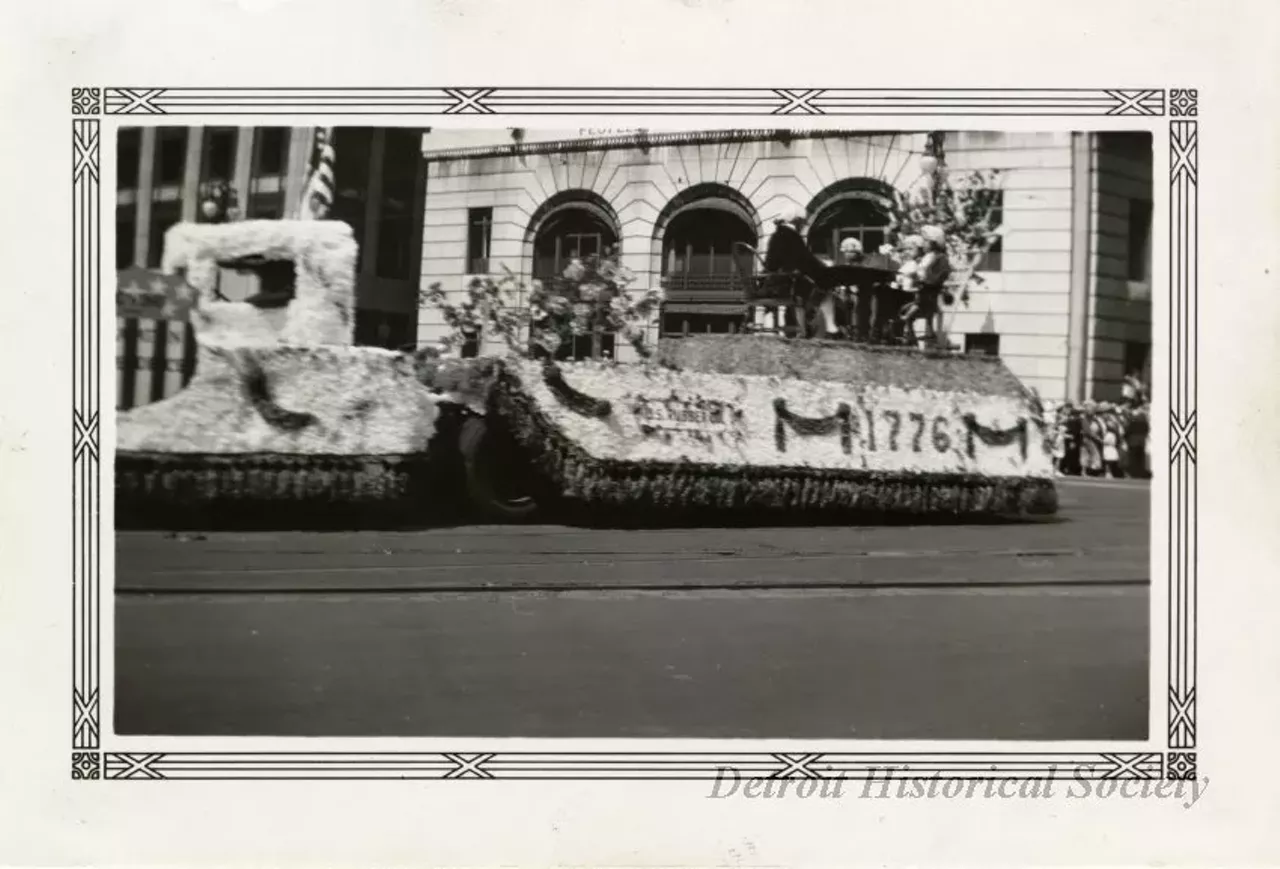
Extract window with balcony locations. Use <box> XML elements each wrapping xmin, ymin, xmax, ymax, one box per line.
<box><xmin>529</xmin><ymin>203</ymin><xmax>625</xmax><ymax>360</ymax></box>
<box><xmin>660</xmin><ymin>208</ymin><xmax>754</xmax><ymax>303</ymax></box>
<box><xmin>808</xmin><ymin>196</ymin><xmax>891</xmax><ymax>261</ymax></box>
<box><xmin>532</xmin><ymin>208</ymin><xmax>617</xmax><ymax>279</ymax></box>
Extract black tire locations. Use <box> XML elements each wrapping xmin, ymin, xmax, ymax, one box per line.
<box><xmin>457</xmin><ymin>415</ymin><xmax>542</xmax><ymax>522</ymax></box>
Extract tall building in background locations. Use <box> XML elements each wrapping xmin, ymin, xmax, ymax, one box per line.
<box><xmin>416</xmin><ymin>129</ymin><xmax>1153</xmax><ymax>403</ymax></box>
<box><xmin>116</xmin><ymin>126</ymin><xmax>429</xmax><ymax>351</ymax></box>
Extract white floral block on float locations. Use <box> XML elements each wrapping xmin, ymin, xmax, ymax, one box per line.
<box><xmin>161</xmin><ymin>220</ymin><xmax>357</xmax><ymax>347</ymax></box>
<box><xmin>509</xmin><ymin>359</ymin><xmax>1053</xmax><ymax>479</ymax></box>
<box><xmin>117</xmin><ymin>220</ymin><xmax>447</xmax><ymax>457</ymax></box>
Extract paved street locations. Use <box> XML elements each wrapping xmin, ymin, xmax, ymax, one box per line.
<box><xmin>115</xmin><ymin>479</ymin><xmax>1150</xmax><ymax>740</ymax></box>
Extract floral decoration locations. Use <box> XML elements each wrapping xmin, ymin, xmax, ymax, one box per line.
<box><xmin>885</xmin><ymin>135</ymin><xmax>1005</xmax><ymax>309</ymax></box>
<box><xmin>421</xmin><ymin>250</ymin><xmax>664</xmax><ymax>360</ymax></box>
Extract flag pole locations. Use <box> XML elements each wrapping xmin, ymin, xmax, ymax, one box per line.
<box><xmin>297</xmin><ymin>127</ymin><xmax>335</xmax><ymax>220</ymax></box>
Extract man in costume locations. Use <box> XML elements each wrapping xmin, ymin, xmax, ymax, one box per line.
<box><xmin>763</xmin><ymin>210</ymin><xmax>825</xmax><ymax>278</ymax></box>
<box><xmin>762</xmin><ymin>210</ymin><xmax>844</xmax><ymax>337</ymax></box>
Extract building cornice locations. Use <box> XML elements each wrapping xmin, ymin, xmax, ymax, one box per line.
<box><xmin>420</xmin><ymin>129</ymin><xmax>916</xmax><ymax>163</ymax></box>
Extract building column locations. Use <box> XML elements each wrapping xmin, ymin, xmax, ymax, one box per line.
<box><xmin>132</xmin><ymin>129</ymin><xmax>156</xmax><ymax>267</ymax></box>
<box><xmin>615</xmin><ymin>229</ymin><xmax>657</xmax><ymax>362</ymax></box>
<box><xmin>179</xmin><ymin>127</ymin><xmax>204</xmax><ymax>222</ymax></box>
<box><xmin>231</xmin><ymin>127</ymin><xmax>255</xmax><ymax>214</ymax></box>
<box><xmin>283</xmin><ymin>127</ymin><xmax>314</xmax><ymax>219</ymax></box>
<box><xmin>1066</xmin><ymin>131</ymin><xmax>1094</xmax><ymax>402</ymax></box>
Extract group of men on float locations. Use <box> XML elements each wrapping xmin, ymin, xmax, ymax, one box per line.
<box><xmin>756</xmin><ymin>209</ymin><xmax>952</xmax><ymax>345</ymax></box>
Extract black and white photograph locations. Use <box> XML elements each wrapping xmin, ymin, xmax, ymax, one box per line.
<box><xmin>11</xmin><ymin>0</ymin><xmax>1280</xmax><ymax>860</ymax></box>
<box><xmin>111</xmin><ymin>123</ymin><xmax>1155</xmax><ymax>741</ymax></box>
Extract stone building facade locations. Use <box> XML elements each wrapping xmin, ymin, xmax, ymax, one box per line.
<box><xmin>415</xmin><ymin>128</ymin><xmax>1153</xmax><ymax>403</ymax></box>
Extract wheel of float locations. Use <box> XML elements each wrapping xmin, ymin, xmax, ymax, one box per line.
<box><xmin>457</xmin><ymin>415</ymin><xmax>543</xmax><ymax>521</ymax></box>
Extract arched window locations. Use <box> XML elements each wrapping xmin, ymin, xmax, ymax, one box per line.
<box><xmin>527</xmin><ymin>196</ymin><xmax>623</xmax><ymax>360</ymax></box>
<box><xmin>532</xmin><ymin>206</ymin><xmax>618</xmax><ymax>279</ymax></box>
<box><xmin>662</xmin><ymin>208</ymin><xmax>757</xmax><ymax>284</ymax></box>
<box><xmin>659</xmin><ymin>191</ymin><xmax>758</xmax><ymax>314</ymax></box>
<box><xmin>655</xmin><ymin>190</ymin><xmax>758</xmax><ymax>338</ymax></box>
<box><xmin>808</xmin><ymin>195</ymin><xmax>892</xmax><ymax>261</ymax></box>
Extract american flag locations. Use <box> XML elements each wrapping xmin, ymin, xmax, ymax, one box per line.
<box><xmin>298</xmin><ymin>127</ymin><xmax>335</xmax><ymax>220</ymax></box>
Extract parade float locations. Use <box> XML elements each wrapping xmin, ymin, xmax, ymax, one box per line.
<box><xmin>495</xmin><ymin>337</ymin><xmax>1056</xmax><ymax>521</ymax></box>
<box><xmin>423</xmin><ymin>253</ymin><xmax>1057</xmax><ymax>524</ymax></box>
<box><xmin>115</xmin><ymin>132</ymin><xmax>1057</xmax><ymax>527</ymax></box>
<box><xmin>114</xmin><ymin>218</ymin><xmax>477</xmax><ymax>527</ymax></box>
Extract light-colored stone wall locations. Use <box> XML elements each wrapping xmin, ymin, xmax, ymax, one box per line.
<box><xmin>418</xmin><ymin>132</ymin><xmax>928</xmax><ymax>359</ymax></box>
<box><xmin>943</xmin><ymin>131</ymin><xmax>1076</xmax><ymax>401</ymax></box>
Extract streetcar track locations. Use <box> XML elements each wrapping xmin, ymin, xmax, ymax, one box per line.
<box><xmin>116</xmin><ymin>575</ymin><xmax>1151</xmax><ymax>597</ymax></box>
<box><xmin>117</xmin><ymin>544</ymin><xmax>1148</xmax><ymax>579</ymax></box>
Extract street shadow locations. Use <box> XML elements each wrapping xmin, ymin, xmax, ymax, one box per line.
<box><xmin>113</xmin><ymin>501</ymin><xmax>477</xmax><ymax>534</ymax></box>
<box><xmin>114</xmin><ymin>503</ymin><xmax>1063</xmax><ymax>534</ymax></box>
<box><xmin>551</xmin><ymin>505</ymin><xmax>1065</xmax><ymax>531</ymax></box>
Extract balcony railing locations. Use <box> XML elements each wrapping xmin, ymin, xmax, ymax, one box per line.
<box><xmin>660</xmin><ymin>273</ymin><xmax>751</xmax><ymax>304</ymax></box>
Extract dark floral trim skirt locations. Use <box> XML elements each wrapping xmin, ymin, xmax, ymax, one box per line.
<box><xmin>114</xmin><ymin>451</ymin><xmax>444</xmax><ymax>529</ymax></box>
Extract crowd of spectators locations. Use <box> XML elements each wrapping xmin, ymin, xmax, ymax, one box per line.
<box><xmin>1046</xmin><ymin>376</ymin><xmax>1152</xmax><ymax>479</ymax></box>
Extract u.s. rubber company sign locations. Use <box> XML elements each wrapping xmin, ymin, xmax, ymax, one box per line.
<box><xmin>517</xmin><ymin>360</ymin><xmax>1052</xmax><ymax>478</ymax></box>
<box><xmin>628</xmin><ymin>393</ymin><xmax>747</xmax><ymax>446</ymax></box>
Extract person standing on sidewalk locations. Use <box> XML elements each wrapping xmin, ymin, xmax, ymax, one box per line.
<box><xmin>1126</xmin><ymin>405</ymin><xmax>1150</xmax><ymax>478</ymax></box>
<box><xmin>1102</xmin><ymin>412</ymin><xmax>1122</xmax><ymax>478</ymax></box>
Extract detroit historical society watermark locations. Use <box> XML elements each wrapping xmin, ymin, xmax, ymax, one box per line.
<box><xmin>708</xmin><ymin>765</ymin><xmax>1209</xmax><ymax>809</ymax></box>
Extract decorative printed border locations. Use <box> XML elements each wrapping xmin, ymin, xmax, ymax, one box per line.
<box><xmin>71</xmin><ymin>87</ymin><xmax>1196</xmax><ymax>782</ymax></box>
<box><xmin>94</xmin><ymin>751</ymin><xmax>1166</xmax><ymax>781</ymax></box>
<box><xmin>1167</xmin><ymin>105</ymin><xmax>1198</xmax><ymax>751</ymax></box>
<box><xmin>93</xmin><ymin>87</ymin><xmax>1167</xmax><ymax>117</ymax></box>
<box><xmin>72</xmin><ymin>117</ymin><xmax>100</xmax><ymax>766</ymax></box>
